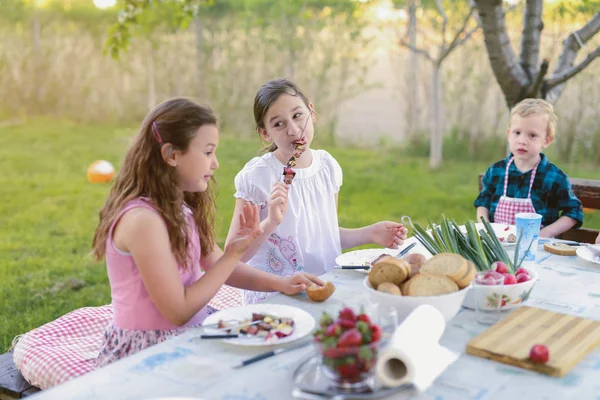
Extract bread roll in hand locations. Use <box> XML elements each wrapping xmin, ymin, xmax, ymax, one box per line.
<box><xmin>306</xmin><ymin>281</ymin><xmax>336</xmax><ymax>302</ymax></box>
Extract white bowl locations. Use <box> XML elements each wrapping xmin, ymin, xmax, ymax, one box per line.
<box><xmin>363</xmin><ymin>277</ymin><xmax>470</xmax><ymax>323</ymax></box>
<box><xmin>462</xmin><ymin>267</ymin><xmax>538</xmax><ymax>310</ymax></box>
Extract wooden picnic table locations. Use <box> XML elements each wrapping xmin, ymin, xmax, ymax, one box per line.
<box><xmin>29</xmin><ymin>238</ymin><xmax>600</xmax><ymax>400</ymax></box>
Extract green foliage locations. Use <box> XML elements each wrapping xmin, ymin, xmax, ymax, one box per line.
<box><xmin>104</xmin><ymin>0</ymin><xmax>370</xmax><ymax>59</ymax></box>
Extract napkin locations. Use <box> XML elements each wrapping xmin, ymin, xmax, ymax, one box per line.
<box><xmin>375</xmin><ymin>305</ymin><xmax>459</xmax><ymax>392</ymax></box>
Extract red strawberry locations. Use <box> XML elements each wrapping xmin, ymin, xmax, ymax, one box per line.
<box><xmin>516</xmin><ymin>273</ymin><xmax>530</xmax><ymax>283</ymax></box>
<box><xmin>357</xmin><ymin>313</ymin><xmax>371</xmax><ymax>325</ymax></box>
<box><xmin>370</xmin><ymin>324</ymin><xmax>382</xmax><ymax>343</ymax></box>
<box><xmin>529</xmin><ymin>344</ymin><xmax>549</xmax><ymax>363</ymax></box>
<box><xmin>323</xmin><ymin>348</ymin><xmax>342</xmax><ymax>359</ymax></box>
<box><xmin>325</xmin><ymin>323</ymin><xmax>342</xmax><ymax>337</ymax></box>
<box><xmin>337</xmin><ymin>329</ymin><xmax>363</xmax><ymax>347</ymax></box>
<box><xmin>339</xmin><ymin>307</ymin><xmax>356</xmax><ymax>321</ymax></box>
<box><xmin>338</xmin><ymin>319</ymin><xmax>356</xmax><ymax>329</ymax></box>
<box><xmin>516</xmin><ymin>267</ymin><xmax>530</xmax><ymax>276</ymax></box>
<box><xmin>337</xmin><ymin>362</ymin><xmax>360</xmax><ymax>380</ymax></box>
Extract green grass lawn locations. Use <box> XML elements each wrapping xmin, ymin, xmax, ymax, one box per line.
<box><xmin>1</xmin><ymin>120</ymin><xmax>599</xmax><ymax>353</ymax></box>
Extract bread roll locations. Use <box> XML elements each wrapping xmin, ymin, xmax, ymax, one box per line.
<box><xmin>455</xmin><ymin>261</ymin><xmax>477</xmax><ymax>289</ymax></box>
<box><xmin>377</xmin><ymin>282</ymin><xmax>402</xmax><ymax>295</ymax></box>
<box><xmin>368</xmin><ymin>256</ymin><xmax>410</xmax><ymax>288</ymax></box>
<box><xmin>306</xmin><ymin>281</ymin><xmax>336</xmax><ymax>302</ymax></box>
<box><xmin>406</xmin><ymin>274</ymin><xmax>459</xmax><ymax>296</ymax></box>
<box><xmin>543</xmin><ymin>242</ymin><xmax>577</xmax><ymax>256</ymax></box>
<box><xmin>419</xmin><ymin>253</ymin><xmax>468</xmax><ymax>282</ymax></box>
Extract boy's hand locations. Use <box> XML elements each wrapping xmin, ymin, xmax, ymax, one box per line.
<box><xmin>265</xmin><ymin>182</ymin><xmax>289</xmax><ymax>227</ymax></box>
<box><xmin>224</xmin><ymin>203</ymin><xmax>263</xmax><ymax>257</ymax></box>
<box><xmin>277</xmin><ymin>273</ymin><xmax>324</xmax><ymax>295</ymax></box>
<box><xmin>370</xmin><ymin>222</ymin><xmax>408</xmax><ymax>249</ymax></box>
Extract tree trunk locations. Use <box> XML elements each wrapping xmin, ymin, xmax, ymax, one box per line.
<box><xmin>519</xmin><ymin>0</ymin><xmax>544</xmax><ymax>79</ymax></box>
<box><xmin>429</xmin><ymin>64</ymin><xmax>443</xmax><ymax>169</ymax></box>
<box><xmin>473</xmin><ymin>0</ymin><xmax>529</xmax><ymax>108</ymax></box>
<box><xmin>194</xmin><ymin>17</ymin><xmax>205</xmax><ymax>101</ymax></box>
<box><xmin>406</xmin><ymin>0</ymin><xmax>419</xmax><ymax>137</ymax></box>
<box><xmin>32</xmin><ymin>12</ymin><xmax>41</xmax><ymax>107</ymax></box>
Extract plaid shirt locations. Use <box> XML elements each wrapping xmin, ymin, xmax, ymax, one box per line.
<box><xmin>474</xmin><ymin>153</ymin><xmax>583</xmax><ymax>228</ymax></box>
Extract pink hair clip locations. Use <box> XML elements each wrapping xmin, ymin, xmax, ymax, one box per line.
<box><xmin>152</xmin><ymin>121</ymin><xmax>163</xmax><ymax>144</ymax></box>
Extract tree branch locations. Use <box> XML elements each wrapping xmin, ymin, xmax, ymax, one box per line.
<box><xmin>398</xmin><ymin>36</ymin><xmax>434</xmax><ymax>63</ymax></box>
<box><xmin>441</xmin><ymin>6</ymin><xmax>477</xmax><ymax>61</ymax></box>
<box><xmin>529</xmin><ymin>58</ymin><xmax>548</xmax><ymax>97</ymax></box>
<box><xmin>545</xmin><ymin>11</ymin><xmax>600</xmax><ymax>102</ymax></box>
<box><xmin>435</xmin><ymin>0</ymin><xmax>449</xmax><ymax>52</ymax></box>
<box><xmin>544</xmin><ymin>45</ymin><xmax>600</xmax><ymax>89</ymax></box>
<box><xmin>519</xmin><ymin>0</ymin><xmax>544</xmax><ymax>79</ymax></box>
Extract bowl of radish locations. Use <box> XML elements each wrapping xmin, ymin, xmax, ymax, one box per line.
<box><xmin>462</xmin><ymin>261</ymin><xmax>538</xmax><ymax>310</ymax></box>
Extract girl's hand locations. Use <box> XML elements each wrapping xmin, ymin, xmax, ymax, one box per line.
<box><xmin>278</xmin><ymin>272</ymin><xmax>324</xmax><ymax>295</ymax></box>
<box><xmin>224</xmin><ymin>203</ymin><xmax>263</xmax><ymax>257</ymax></box>
<box><xmin>265</xmin><ymin>182</ymin><xmax>289</xmax><ymax>227</ymax></box>
<box><xmin>370</xmin><ymin>221</ymin><xmax>408</xmax><ymax>249</ymax></box>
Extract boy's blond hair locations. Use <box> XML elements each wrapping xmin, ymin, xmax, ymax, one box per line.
<box><xmin>510</xmin><ymin>98</ymin><xmax>558</xmax><ymax>139</ymax></box>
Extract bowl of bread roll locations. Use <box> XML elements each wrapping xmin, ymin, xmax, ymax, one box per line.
<box><xmin>363</xmin><ymin>253</ymin><xmax>474</xmax><ymax>322</ymax></box>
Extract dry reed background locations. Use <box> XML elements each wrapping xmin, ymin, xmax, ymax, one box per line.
<box><xmin>0</xmin><ymin>6</ymin><xmax>599</xmax><ymax>163</ymax></box>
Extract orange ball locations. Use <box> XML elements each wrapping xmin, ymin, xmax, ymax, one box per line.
<box><xmin>87</xmin><ymin>160</ymin><xmax>115</xmax><ymax>183</ymax></box>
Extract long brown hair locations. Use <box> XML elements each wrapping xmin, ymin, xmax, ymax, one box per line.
<box><xmin>92</xmin><ymin>98</ymin><xmax>218</xmax><ymax>267</ymax></box>
<box><xmin>253</xmin><ymin>78</ymin><xmax>311</xmax><ymax>154</ymax></box>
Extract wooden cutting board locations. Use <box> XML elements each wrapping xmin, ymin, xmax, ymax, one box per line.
<box><xmin>466</xmin><ymin>306</ymin><xmax>600</xmax><ymax>377</ymax></box>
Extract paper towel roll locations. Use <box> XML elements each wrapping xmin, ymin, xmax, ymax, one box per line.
<box><xmin>375</xmin><ymin>305</ymin><xmax>458</xmax><ymax>391</ymax></box>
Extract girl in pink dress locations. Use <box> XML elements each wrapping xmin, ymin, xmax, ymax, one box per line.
<box><xmin>91</xmin><ymin>98</ymin><xmax>322</xmax><ymax>366</ymax></box>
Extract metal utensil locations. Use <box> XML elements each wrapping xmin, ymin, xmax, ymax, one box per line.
<box><xmin>233</xmin><ymin>340</ymin><xmax>312</xmax><ymax>369</ymax></box>
<box><xmin>202</xmin><ymin>319</ymin><xmax>261</xmax><ymax>331</ymax></box>
<box><xmin>395</xmin><ymin>242</ymin><xmax>417</xmax><ymax>258</ymax></box>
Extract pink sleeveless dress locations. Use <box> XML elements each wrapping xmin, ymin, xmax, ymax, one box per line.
<box><xmin>96</xmin><ymin>198</ymin><xmax>208</xmax><ymax>367</ymax></box>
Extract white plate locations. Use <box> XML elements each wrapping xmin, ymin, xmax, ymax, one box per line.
<box><xmin>201</xmin><ymin>304</ymin><xmax>315</xmax><ymax>346</ymax></box>
<box><xmin>458</xmin><ymin>222</ymin><xmax>517</xmax><ymax>247</ymax></box>
<box><xmin>334</xmin><ymin>238</ymin><xmax>432</xmax><ymax>274</ymax></box>
<box><xmin>576</xmin><ymin>245</ymin><xmax>600</xmax><ymax>266</ymax></box>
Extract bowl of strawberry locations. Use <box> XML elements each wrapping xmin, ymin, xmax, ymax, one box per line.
<box><xmin>462</xmin><ymin>262</ymin><xmax>538</xmax><ymax>310</ymax></box>
<box><xmin>313</xmin><ymin>307</ymin><xmax>382</xmax><ymax>390</ymax></box>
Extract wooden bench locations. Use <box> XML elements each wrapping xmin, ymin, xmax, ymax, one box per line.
<box><xmin>0</xmin><ymin>352</ymin><xmax>39</xmax><ymax>399</ymax></box>
<box><xmin>478</xmin><ymin>175</ymin><xmax>600</xmax><ymax>243</ymax></box>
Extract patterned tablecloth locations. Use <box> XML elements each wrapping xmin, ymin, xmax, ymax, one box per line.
<box><xmin>30</xmin><ymin>242</ymin><xmax>600</xmax><ymax>400</ymax></box>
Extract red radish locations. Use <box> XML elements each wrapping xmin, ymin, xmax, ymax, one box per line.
<box><xmin>516</xmin><ymin>267</ymin><xmax>530</xmax><ymax>276</ymax></box>
<box><xmin>492</xmin><ymin>261</ymin><xmax>508</xmax><ymax>274</ymax></box>
<box><xmin>484</xmin><ymin>270</ymin><xmax>503</xmax><ymax>281</ymax></box>
<box><xmin>529</xmin><ymin>344</ymin><xmax>549</xmax><ymax>363</ymax></box>
<box><xmin>516</xmin><ymin>273</ymin><xmax>530</xmax><ymax>283</ymax></box>
<box><xmin>503</xmin><ymin>273</ymin><xmax>517</xmax><ymax>285</ymax></box>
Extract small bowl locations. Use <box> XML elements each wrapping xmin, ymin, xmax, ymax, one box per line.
<box><xmin>363</xmin><ymin>277</ymin><xmax>470</xmax><ymax>322</ymax></box>
<box><xmin>462</xmin><ymin>266</ymin><xmax>538</xmax><ymax>310</ymax></box>
<box><xmin>314</xmin><ymin>339</ymin><xmax>382</xmax><ymax>390</ymax></box>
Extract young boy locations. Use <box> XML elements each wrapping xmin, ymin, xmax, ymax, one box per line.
<box><xmin>474</xmin><ymin>98</ymin><xmax>583</xmax><ymax>238</ymax></box>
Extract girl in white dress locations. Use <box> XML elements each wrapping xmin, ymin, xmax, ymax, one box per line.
<box><xmin>226</xmin><ymin>79</ymin><xmax>408</xmax><ymax>304</ymax></box>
